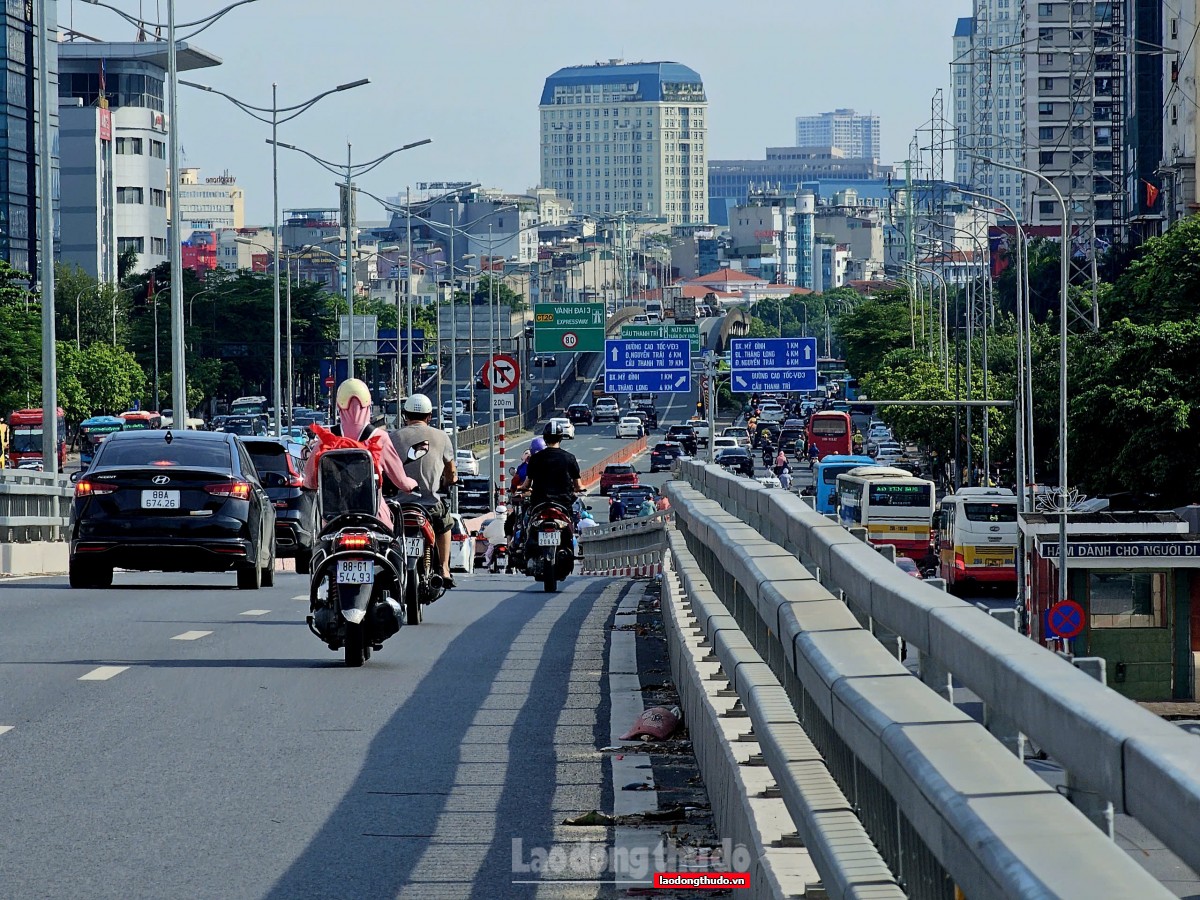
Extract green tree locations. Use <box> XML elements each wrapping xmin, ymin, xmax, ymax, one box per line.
<box><xmin>834</xmin><ymin>295</ymin><xmax>914</xmax><ymax>381</ymax></box>
<box><xmin>0</xmin><ymin>261</ymin><xmax>41</xmax><ymax>416</ymax></box>
<box><xmin>1107</xmin><ymin>215</ymin><xmax>1200</xmax><ymax>325</ymax></box>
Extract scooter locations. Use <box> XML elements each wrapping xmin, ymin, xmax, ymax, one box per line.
<box><xmin>488</xmin><ymin>541</ymin><xmax>508</xmax><ymax>574</ymax></box>
<box><xmin>524</xmin><ymin>500</ymin><xmax>576</xmax><ymax>592</ymax></box>
<box><xmin>306</xmin><ymin>448</ymin><xmax>405</xmax><ymax>667</ymax></box>
<box><xmin>392</xmin><ymin>497</ymin><xmax>445</xmax><ymax>624</ymax></box>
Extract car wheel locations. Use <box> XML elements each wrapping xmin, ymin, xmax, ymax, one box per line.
<box><xmin>262</xmin><ymin>549</ymin><xmax>275</xmax><ymax>587</ymax></box>
<box><xmin>237</xmin><ymin>564</ymin><xmax>261</xmax><ymax>590</ymax></box>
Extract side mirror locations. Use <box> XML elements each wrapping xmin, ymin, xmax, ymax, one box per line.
<box><xmin>69</xmin><ymin>470</ymin><xmax>82</xmax><ymax>483</ymax></box>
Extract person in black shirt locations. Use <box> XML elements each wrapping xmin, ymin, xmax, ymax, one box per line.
<box><xmin>523</xmin><ymin>421</ymin><xmax>583</xmax><ymax>508</ymax></box>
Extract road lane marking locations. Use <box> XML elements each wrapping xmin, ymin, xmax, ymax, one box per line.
<box><xmin>0</xmin><ymin>726</ymin><xmax>13</xmax><ymax>736</ymax></box>
<box><xmin>79</xmin><ymin>666</ymin><xmax>129</xmax><ymax>681</ymax></box>
<box><xmin>170</xmin><ymin>631</ymin><xmax>213</xmax><ymax>641</ymax></box>
<box><xmin>290</xmin><ymin>594</ymin><xmax>308</xmax><ymax>602</ymax></box>
<box><xmin>239</xmin><ymin>609</ymin><xmax>271</xmax><ymax>616</ymax></box>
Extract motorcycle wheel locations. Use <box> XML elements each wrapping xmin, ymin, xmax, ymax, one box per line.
<box><xmin>405</xmin><ymin>568</ymin><xmax>423</xmax><ymax>625</ymax></box>
<box><xmin>344</xmin><ymin>622</ymin><xmax>368</xmax><ymax>667</ymax></box>
<box><xmin>543</xmin><ymin>576</ymin><xmax>557</xmax><ymax>593</ymax></box>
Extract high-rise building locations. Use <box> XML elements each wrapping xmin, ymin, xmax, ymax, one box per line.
<box><xmin>178</xmin><ymin>167</ymin><xmax>245</xmax><ymax>237</ymax></box>
<box><xmin>1160</xmin><ymin>0</ymin><xmax>1199</xmax><ymax>225</ymax></box>
<box><xmin>794</xmin><ymin>109</ymin><xmax>880</xmax><ymax>163</ymax></box>
<box><xmin>539</xmin><ymin>60</ymin><xmax>708</xmax><ymax>225</ymax></box>
<box><xmin>2</xmin><ymin>2</ymin><xmax>59</xmax><ymax>277</ymax></box>
<box><xmin>58</xmin><ymin>40</ymin><xmax>220</xmax><ymax>278</ymax></box>
<box><xmin>951</xmin><ymin>3</ymin><xmax>1024</xmax><ymax>217</ymax></box>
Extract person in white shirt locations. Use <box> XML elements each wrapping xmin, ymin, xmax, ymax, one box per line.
<box><xmin>482</xmin><ymin>505</ymin><xmax>508</xmax><ymax>568</ymax></box>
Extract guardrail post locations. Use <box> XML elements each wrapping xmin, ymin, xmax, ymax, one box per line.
<box><xmin>799</xmin><ymin>494</ymin><xmax>815</xmax><ymax>509</ymax></box>
<box><xmin>1064</xmin><ymin>656</ymin><xmax>1116</xmax><ymax>840</ymax></box>
<box><xmin>917</xmin><ymin>577</ymin><xmax>954</xmax><ymax>703</ymax></box>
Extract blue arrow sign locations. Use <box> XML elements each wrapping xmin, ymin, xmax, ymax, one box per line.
<box><xmin>729</xmin><ymin>337</ymin><xmax>818</xmax><ymax>393</ymax></box>
<box><xmin>604</xmin><ymin>339</ymin><xmax>692</xmax><ymax>394</ymax></box>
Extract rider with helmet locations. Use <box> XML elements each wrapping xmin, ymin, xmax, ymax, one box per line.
<box><xmin>304</xmin><ymin>379</ymin><xmax>417</xmax><ymax>532</ymax></box>
<box><xmin>520</xmin><ymin>422</ymin><xmax>583</xmax><ymax>559</ymax></box>
<box><xmin>482</xmin><ymin>504</ymin><xmax>508</xmax><ymax>569</ymax></box>
<box><xmin>387</xmin><ymin>394</ymin><xmax>457</xmax><ymax>588</ymax></box>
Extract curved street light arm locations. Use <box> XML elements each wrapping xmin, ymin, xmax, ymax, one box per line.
<box><xmin>82</xmin><ymin>0</ymin><xmax>260</xmax><ymax>34</ymax></box>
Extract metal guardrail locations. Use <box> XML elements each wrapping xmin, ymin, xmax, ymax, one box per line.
<box><xmin>674</xmin><ymin>458</ymin><xmax>1200</xmax><ymax>886</ymax></box>
<box><xmin>664</xmin><ymin>474</ymin><xmax>1177</xmax><ymax>899</ymax></box>
<box><xmin>0</xmin><ymin>471</ymin><xmax>73</xmax><ymax>541</ymax></box>
<box><xmin>578</xmin><ymin>508</ymin><xmax>668</xmax><ymax>576</ymax></box>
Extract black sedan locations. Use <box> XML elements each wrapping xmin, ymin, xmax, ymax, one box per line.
<box><xmin>68</xmin><ymin>430</ymin><xmax>276</xmax><ymax>590</ymax></box>
<box><xmin>715</xmin><ymin>447</ymin><xmax>755</xmax><ymax>477</ymax></box>
<box><xmin>567</xmin><ymin>403</ymin><xmax>594</xmax><ymax>426</ymax></box>
<box><xmin>649</xmin><ymin>441</ymin><xmax>685</xmax><ymax>473</ymax></box>
<box><xmin>241</xmin><ymin>437</ymin><xmax>317</xmax><ymax>574</ymax></box>
<box><xmin>665</xmin><ymin>425</ymin><xmax>698</xmax><ymax>456</ymax></box>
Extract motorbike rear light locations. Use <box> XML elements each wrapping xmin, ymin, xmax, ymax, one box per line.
<box><xmin>205</xmin><ymin>481</ymin><xmax>252</xmax><ymax>500</ymax></box>
<box><xmin>338</xmin><ymin>533</ymin><xmax>371</xmax><ymax>550</ymax></box>
<box><xmin>75</xmin><ymin>480</ymin><xmax>117</xmax><ymax>498</ymax></box>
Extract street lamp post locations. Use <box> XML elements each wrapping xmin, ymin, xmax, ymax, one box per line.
<box><xmin>974</xmin><ymin>154</ymin><xmax>1071</xmax><ymax>608</ymax></box>
<box><xmin>180</xmin><ymin>78</ymin><xmax>368</xmax><ymax>435</ymax></box>
<box><xmin>37</xmin><ymin>0</ymin><xmax>57</xmax><ymax>472</ymax></box>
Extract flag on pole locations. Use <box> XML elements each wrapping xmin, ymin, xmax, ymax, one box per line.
<box><xmin>1143</xmin><ymin>180</ymin><xmax>1160</xmax><ymax>209</ymax></box>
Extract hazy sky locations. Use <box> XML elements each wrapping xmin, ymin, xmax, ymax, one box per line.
<box><xmin>64</xmin><ymin>0</ymin><xmax>967</xmax><ymax>224</ymax></box>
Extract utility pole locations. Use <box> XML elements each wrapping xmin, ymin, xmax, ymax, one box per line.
<box><xmin>37</xmin><ymin>0</ymin><xmax>57</xmax><ymax>473</ymax></box>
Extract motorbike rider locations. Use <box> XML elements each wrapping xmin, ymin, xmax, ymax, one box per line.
<box><xmin>388</xmin><ymin>394</ymin><xmax>457</xmax><ymax>589</ymax></box>
<box><xmin>482</xmin><ymin>504</ymin><xmax>508</xmax><ymax>569</ymax></box>
<box><xmin>304</xmin><ymin>379</ymin><xmax>417</xmax><ymax>532</ymax></box>
<box><xmin>520</xmin><ymin>422</ymin><xmax>583</xmax><ymax>558</ymax></box>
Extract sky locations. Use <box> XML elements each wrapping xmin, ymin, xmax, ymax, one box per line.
<box><xmin>63</xmin><ymin>0</ymin><xmax>968</xmax><ymax>225</ymax></box>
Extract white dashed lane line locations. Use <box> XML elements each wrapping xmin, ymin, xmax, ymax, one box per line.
<box><xmin>170</xmin><ymin>631</ymin><xmax>213</xmax><ymax>641</ymax></box>
<box><xmin>78</xmin><ymin>666</ymin><xmax>129</xmax><ymax>681</ymax></box>
<box><xmin>290</xmin><ymin>594</ymin><xmax>308</xmax><ymax>602</ymax></box>
<box><xmin>0</xmin><ymin>726</ymin><xmax>13</xmax><ymax>736</ymax></box>
<box><xmin>239</xmin><ymin>609</ymin><xmax>271</xmax><ymax>616</ymax></box>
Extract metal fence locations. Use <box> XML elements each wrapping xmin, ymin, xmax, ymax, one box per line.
<box><xmin>0</xmin><ymin>471</ymin><xmax>73</xmax><ymax>541</ymax></box>
<box><xmin>674</xmin><ymin>458</ymin><xmax>1200</xmax><ymax>886</ymax></box>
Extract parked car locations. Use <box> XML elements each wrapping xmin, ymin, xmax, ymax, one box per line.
<box><xmin>532</xmin><ymin>354</ymin><xmax>557</xmax><ymax>367</ymax></box>
<box><xmin>650</xmin><ymin>441</ymin><xmax>685</xmax><ymax>473</ymax></box>
<box><xmin>241</xmin><ymin>437</ymin><xmax>317</xmax><ymax>573</ymax></box>
<box><xmin>547</xmin><ymin>416</ymin><xmax>576</xmax><ymax>439</ymax></box>
<box><xmin>567</xmin><ymin>403</ymin><xmax>594</xmax><ymax>426</ymax></box>
<box><xmin>449</xmin><ymin>513</ymin><xmax>475</xmax><ymax>573</ymax></box>
<box><xmin>593</xmin><ymin>397</ymin><xmax>621</xmax><ymax>422</ymax></box>
<box><xmin>600</xmin><ymin>462</ymin><xmax>638</xmax><ymax>495</ymax></box>
<box><xmin>68</xmin><ymin>430</ymin><xmax>276</xmax><ymax>590</ymax></box>
<box><xmin>456</xmin><ymin>449</ymin><xmax>479</xmax><ymax>476</ymax></box>
<box><xmin>715</xmin><ymin>447</ymin><xmax>755</xmax><ymax>477</ymax></box>
<box><xmin>456</xmin><ymin>475</ymin><xmax>492</xmax><ymax>512</ymax></box>
<box><xmin>616</xmin><ymin>416</ymin><xmax>645</xmax><ymax>439</ymax></box>
<box><xmin>665</xmin><ymin>424</ymin><xmax>698</xmax><ymax>456</ymax></box>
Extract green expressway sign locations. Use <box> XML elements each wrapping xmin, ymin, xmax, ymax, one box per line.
<box><xmin>534</xmin><ymin>303</ymin><xmax>606</xmax><ymax>353</ymax></box>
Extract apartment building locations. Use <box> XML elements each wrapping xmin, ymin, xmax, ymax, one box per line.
<box><xmin>178</xmin><ymin>167</ymin><xmax>244</xmax><ymax>235</ymax></box>
<box><xmin>1160</xmin><ymin>0</ymin><xmax>1198</xmax><ymax>224</ymax></box>
<box><xmin>795</xmin><ymin>109</ymin><xmax>880</xmax><ymax>163</ymax></box>
<box><xmin>539</xmin><ymin>59</ymin><xmax>708</xmax><ymax>225</ymax></box>
<box><xmin>726</xmin><ymin>189</ymin><xmax>816</xmax><ymax>289</ymax></box>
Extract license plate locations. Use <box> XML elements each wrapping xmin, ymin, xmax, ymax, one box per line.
<box><xmin>141</xmin><ymin>490</ymin><xmax>180</xmax><ymax>509</ymax></box>
<box><xmin>336</xmin><ymin>560</ymin><xmax>374</xmax><ymax>584</ymax></box>
<box><xmin>538</xmin><ymin>531</ymin><xmax>560</xmax><ymax>547</ymax></box>
<box><xmin>404</xmin><ymin>537</ymin><xmax>424</xmax><ymax>558</ymax></box>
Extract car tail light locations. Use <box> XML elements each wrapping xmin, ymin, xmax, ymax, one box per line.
<box><xmin>75</xmin><ymin>480</ymin><xmax>117</xmax><ymax>498</ymax></box>
<box><xmin>338</xmin><ymin>533</ymin><xmax>371</xmax><ymax>550</ymax></box>
<box><xmin>205</xmin><ymin>481</ymin><xmax>252</xmax><ymax>500</ymax></box>
<box><xmin>452</xmin><ymin>532</ymin><xmax>467</xmax><ymax>542</ymax></box>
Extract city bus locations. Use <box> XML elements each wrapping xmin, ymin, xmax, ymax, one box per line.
<box><xmin>813</xmin><ymin>454</ymin><xmax>876</xmax><ymax>515</ymax></box>
<box><xmin>805</xmin><ymin>410</ymin><xmax>853</xmax><ymax>460</ymax></box>
<box><xmin>78</xmin><ymin>415</ymin><xmax>125</xmax><ymax>468</ymax></box>
<box><xmin>119</xmin><ymin>411</ymin><xmax>162</xmax><ymax>431</ymax></box>
<box><xmin>7</xmin><ymin>408</ymin><xmax>67</xmax><ymax>469</ymax></box>
<box><xmin>837</xmin><ymin>466</ymin><xmax>937</xmax><ymax>562</ymax></box>
<box><xmin>936</xmin><ymin>487</ymin><xmax>1019</xmax><ymax>592</ymax></box>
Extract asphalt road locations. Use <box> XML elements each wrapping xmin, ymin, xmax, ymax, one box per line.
<box><xmin>0</xmin><ymin>565</ymin><xmax>641</xmax><ymax>899</ymax></box>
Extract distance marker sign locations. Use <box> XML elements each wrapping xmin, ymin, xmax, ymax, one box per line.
<box><xmin>604</xmin><ymin>339</ymin><xmax>692</xmax><ymax>394</ymax></box>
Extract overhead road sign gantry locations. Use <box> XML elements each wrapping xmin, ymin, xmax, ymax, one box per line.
<box><xmin>604</xmin><ymin>339</ymin><xmax>692</xmax><ymax>394</ymax></box>
<box><xmin>534</xmin><ymin>302</ymin><xmax>606</xmax><ymax>353</ymax></box>
<box><xmin>729</xmin><ymin>337</ymin><xmax>818</xmax><ymax>393</ymax></box>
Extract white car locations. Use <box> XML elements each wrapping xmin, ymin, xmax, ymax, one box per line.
<box><xmin>616</xmin><ymin>416</ymin><xmax>644</xmax><ymax>439</ymax></box>
<box><xmin>456</xmin><ymin>449</ymin><xmax>479</xmax><ymax>476</ymax></box>
<box><xmin>593</xmin><ymin>397</ymin><xmax>620</xmax><ymax>422</ymax></box>
<box><xmin>711</xmin><ymin>436</ymin><xmax>739</xmax><ymax>454</ymax></box>
<box><xmin>441</xmin><ymin>399</ymin><xmax>466</xmax><ymax>419</ymax></box>
<box><xmin>449</xmin><ymin>514</ymin><xmax>475</xmax><ymax>573</ymax></box>
<box><xmin>690</xmin><ymin>419</ymin><xmax>711</xmax><ymax>439</ymax></box>
<box><xmin>722</xmin><ymin>426</ymin><xmax>751</xmax><ymax>448</ymax></box>
<box><xmin>547</xmin><ymin>417</ymin><xmax>575</xmax><ymax>439</ymax></box>
<box><xmin>758</xmin><ymin>403</ymin><xmax>785</xmax><ymax>423</ymax></box>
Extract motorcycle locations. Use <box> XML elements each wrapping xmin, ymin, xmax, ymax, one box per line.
<box><xmin>389</xmin><ymin>439</ymin><xmax>446</xmax><ymax>624</ymax></box>
<box><xmin>488</xmin><ymin>541</ymin><xmax>508</xmax><ymax>574</ymax></box>
<box><xmin>306</xmin><ymin>448</ymin><xmax>405</xmax><ymax>667</ymax></box>
<box><xmin>524</xmin><ymin>499</ymin><xmax>576</xmax><ymax>592</ymax></box>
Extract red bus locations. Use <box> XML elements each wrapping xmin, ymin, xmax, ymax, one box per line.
<box><xmin>8</xmin><ymin>407</ymin><xmax>68</xmax><ymax>469</ymax></box>
<box><xmin>805</xmin><ymin>411</ymin><xmax>852</xmax><ymax>460</ymax></box>
<box><xmin>119</xmin><ymin>411</ymin><xmax>163</xmax><ymax>431</ymax></box>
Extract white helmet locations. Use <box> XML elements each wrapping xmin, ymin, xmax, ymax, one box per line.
<box><xmin>403</xmin><ymin>393</ymin><xmax>433</xmax><ymax>415</ymax></box>
<box><xmin>495</xmin><ymin>504</ymin><xmax>507</xmax><ymax>514</ymax></box>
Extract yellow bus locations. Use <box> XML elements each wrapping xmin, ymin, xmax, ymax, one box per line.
<box><xmin>936</xmin><ymin>487</ymin><xmax>1018</xmax><ymax>592</ymax></box>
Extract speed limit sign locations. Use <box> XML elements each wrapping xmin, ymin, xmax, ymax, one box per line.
<box><xmin>561</xmin><ymin>332</ymin><xmax>578</xmax><ymax>349</ymax></box>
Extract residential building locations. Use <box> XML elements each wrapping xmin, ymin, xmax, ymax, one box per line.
<box><xmin>708</xmin><ymin>146</ymin><xmax>892</xmax><ymax>225</ymax></box>
<box><xmin>814</xmin><ymin>199</ymin><xmax>885</xmax><ymax>277</ymax></box>
<box><xmin>726</xmin><ymin>189</ymin><xmax>816</xmax><ymax>289</ymax></box>
<box><xmin>795</xmin><ymin>109</ymin><xmax>880</xmax><ymax>162</ymax></box>
<box><xmin>951</xmin><ymin>4</ymin><xmax>1025</xmax><ymax>218</ymax></box>
<box><xmin>58</xmin><ymin>39</ymin><xmax>220</xmax><ymax>277</ymax></box>
<box><xmin>177</xmin><ymin>167</ymin><xmax>244</xmax><ymax>234</ymax></box>
<box><xmin>539</xmin><ymin>59</ymin><xmax>709</xmax><ymax>225</ymax></box>
<box><xmin>3</xmin><ymin>3</ymin><xmax>59</xmax><ymax>277</ymax></box>
<box><xmin>181</xmin><ymin>230</ymin><xmax>217</xmax><ymax>274</ymax></box>
<box><xmin>387</xmin><ymin>187</ymin><xmax>539</xmax><ymax>267</ymax></box>
<box><xmin>216</xmin><ymin>225</ymin><xmax>272</xmax><ymax>271</ymax></box>
<box><xmin>1160</xmin><ymin>0</ymin><xmax>1199</xmax><ymax>224</ymax></box>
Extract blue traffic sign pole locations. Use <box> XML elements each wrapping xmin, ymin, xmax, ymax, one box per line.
<box><xmin>604</xmin><ymin>339</ymin><xmax>692</xmax><ymax>395</ymax></box>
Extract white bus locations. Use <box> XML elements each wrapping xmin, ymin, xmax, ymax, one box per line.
<box><xmin>936</xmin><ymin>487</ymin><xmax>1018</xmax><ymax>591</ymax></box>
<box><xmin>836</xmin><ymin>466</ymin><xmax>936</xmax><ymax>562</ymax></box>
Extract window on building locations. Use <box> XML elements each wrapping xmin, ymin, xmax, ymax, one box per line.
<box><xmin>1088</xmin><ymin>571</ymin><xmax>1167</xmax><ymax>628</ymax></box>
<box><xmin>1039</xmin><ymin>151</ymin><xmax>1056</xmax><ymax>165</ymax></box>
<box><xmin>1039</xmin><ymin>126</ymin><xmax>1055</xmax><ymax>140</ymax></box>
<box><xmin>1038</xmin><ymin>200</ymin><xmax>1056</xmax><ymax>216</ymax></box>
<box><xmin>151</xmin><ymin>237</ymin><xmax>167</xmax><ymax>256</ymax></box>
<box><xmin>1038</xmin><ymin>2</ymin><xmax>1054</xmax><ymax>14</ymax></box>
<box><xmin>1038</xmin><ymin>102</ymin><xmax>1055</xmax><ymax>116</ymax></box>
<box><xmin>117</xmin><ymin>187</ymin><xmax>144</xmax><ymax>204</ymax></box>
<box><xmin>150</xmin><ymin>189</ymin><xmax>166</xmax><ymax>207</ymax></box>
<box><xmin>1039</xmin><ymin>77</ymin><xmax>1055</xmax><ymax>91</ymax></box>
<box><xmin>117</xmin><ymin>237</ymin><xmax>145</xmax><ymax>254</ymax></box>
<box><xmin>150</xmin><ymin>140</ymin><xmax>166</xmax><ymax>159</ymax></box>
<box><xmin>115</xmin><ymin>137</ymin><xmax>144</xmax><ymax>155</ymax></box>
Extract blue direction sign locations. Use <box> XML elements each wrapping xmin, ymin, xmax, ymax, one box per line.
<box><xmin>604</xmin><ymin>339</ymin><xmax>692</xmax><ymax>394</ymax></box>
<box><xmin>729</xmin><ymin>337</ymin><xmax>818</xmax><ymax>393</ymax></box>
